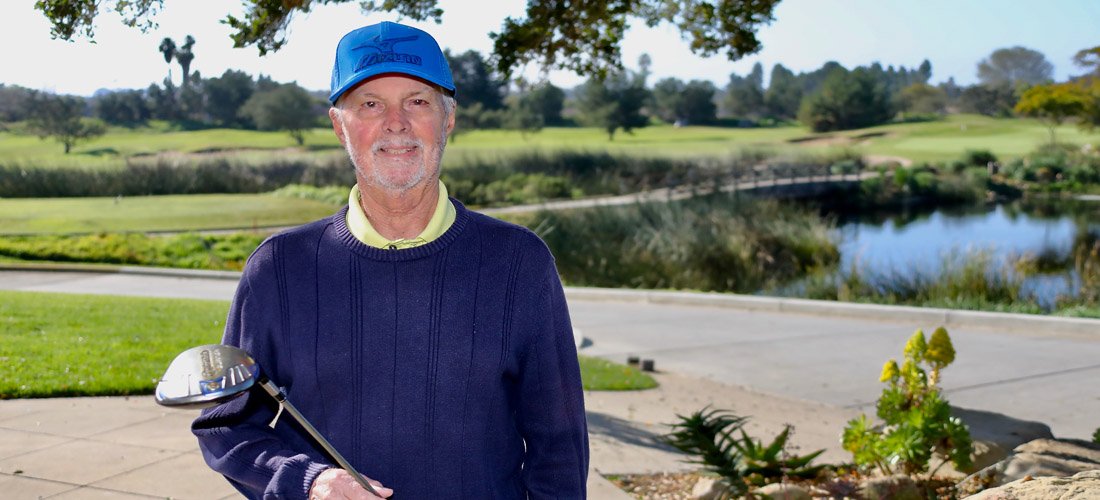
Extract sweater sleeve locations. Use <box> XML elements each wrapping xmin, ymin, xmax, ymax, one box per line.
<box><xmin>513</xmin><ymin>257</ymin><xmax>590</xmax><ymax>498</ymax></box>
<box><xmin>191</xmin><ymin>245</ymin><xmax>332</xmax><ymax>500</ymax></box>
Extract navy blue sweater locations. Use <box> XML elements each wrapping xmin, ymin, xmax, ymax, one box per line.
<box><xmin>192</xmin><ymin>201</ymin><xmax>589</xmax><ymax>498</ymax></box>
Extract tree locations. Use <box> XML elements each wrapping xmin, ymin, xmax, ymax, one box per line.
<box><xmin>158</xmin><ymin>36</ymin><xmax>176</xmax><ymax>81</ymax></box>
<box><xmin>445</xmin><ymin>49</ymin><xmax>506</xmax><ymax>111</ymax></box>
<box><xmin>653</xmin><ymin>78</ymin><xmax>715</xmax><ymax>125</ymax></box>
<box><xmin>204</xmin><ymin>69</ymin><xmax>256</xmax><ymax>127</ymax></box>
<box><xmin>764</xmin><ymin>63</ymin><xmax>801</xmax><ymax>120</ymax></box>
<box><xmin>917</xmin><ymin>59</ymin><xmax>933</xmax><ymax>84</ymax></box>
<box><xmin>1014</xmin><ymin>83</ymin><xmax>1089</xmax><ymax>144</ymax></box>
<box><xmin>957</xmin><ymin>84</ymin><xmax>1017</xmax><ymax>117</ymax></box>
<box><xmin>652</xmin><ymin>77</ymin><xmax>685</xmax><ymax>123</ymax></box>
<box><xmin>724</xmin><ymin>62</ymin><xmax>765</xmax><ymax>119</ymax></box>
<box><xmin>1077</xmin><ymin>79</ymin><xmax>1100</xmax><ymax>131</ymax></box>
<box><xmin>576</xmin><ymin>71</ymin><xmax>649</xmax><ymax>140</ymax></box>
<box><xmin>176</xmin><ymin>35</ymin><xmax>196</xmax><ymax>87</ymax></box>
<box><xmin>37</xmin><ymin>0</ymin><xmax>781</xmax><ymax>78</ymax></box>
<box><xmin>523</xmin><ymin>82</ymin><xmax>565</xmax><ymax>126</ymax></box>
<box><xmin>94</xmin><ymin>89</ymin><xmax>150</xmax><ymax>125</ymax></box>
<box><xmin>799</xmin><ymin>67</ymin><xmax>893</xmax><ymax>132</ymax></box>
<box><xmin>504</xmin><ymin>93</ymin><xmax>544</xmax><ymax>138</ymax></box>
<box><xmin>146</xmin><ymin>79</ymin><xmax>181</xmax><ymax>120</ymax></box>
<box><xmin>977</xmin><ymin>46</ymin><xmax>1053</xmax><ymax>88</ymax></box>
<box><xmin>0</xmin><ymin>84</ymin><xmax>35</xmax><ymax>122</ymax></box>
<box><xmin>895</xmin><ymin>83</ymin><xmax>947</xmax><ymax>116</ymax></box>
<box><xmin>24</xmin><ymin>92</ymin><xmax>107</xmax><ymax>153</ymax></box>
<box><xmin>239</xmin><ymin>83</ymin><xmax>320</xmax><ymax>145</ymax></box>
<box><xmin>1074</xmin><ymin>45</ymin><xmax>1100</xmax><ymax>78</ymax></box>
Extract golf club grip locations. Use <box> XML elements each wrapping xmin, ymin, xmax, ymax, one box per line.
<box><xmin>258</xmin><ymin>379</ymin><xmax>383</xmax><ymax>497</ymax></box>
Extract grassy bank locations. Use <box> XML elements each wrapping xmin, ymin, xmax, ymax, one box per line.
<box><xmin>0</xmin><ymin>193</ymin><xmax>339</xmax><ymax>234</ymax></box>
<box><xmin>0</xmin><ymin>291</ymin><xmax>653</xmax><ymax>398</ymax></box>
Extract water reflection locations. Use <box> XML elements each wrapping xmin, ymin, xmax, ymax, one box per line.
<box><xmin>832</xmin><ymin>198</ymin><xmax>1099</xmax><ymax>308</ymax></box>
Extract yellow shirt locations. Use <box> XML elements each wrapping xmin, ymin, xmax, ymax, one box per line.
<box><xmin>346</xmin><ymin>181</ymin><xmax>456</xmax><ymax>249</ymax></box>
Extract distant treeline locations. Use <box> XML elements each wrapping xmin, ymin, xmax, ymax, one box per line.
<box><xmin>1</xmin><ymin>45</ymin><xmax>1094</xmax><ymax>141</ymax></box>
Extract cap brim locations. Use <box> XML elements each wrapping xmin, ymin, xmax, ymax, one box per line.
<box><xmin>329</xmin><ymin>67</ymin><xmax>456</xmax><ymax>104</ymax></box>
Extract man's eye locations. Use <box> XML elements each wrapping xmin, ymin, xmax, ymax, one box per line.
<box><xmin>363</xmin><ymin>101</ymin><xmax>378</xmax><ymax>108</ymax></box>
<box><xmin>411</xmin><ymin>99</ymin><xmax>428</xmax><ymax>106</ymax></box>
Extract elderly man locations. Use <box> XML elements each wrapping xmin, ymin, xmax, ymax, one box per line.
<box><xmin>193</xmin><ymin>21</ymin><xmax>589</xmax><ymax>499</ymax></box>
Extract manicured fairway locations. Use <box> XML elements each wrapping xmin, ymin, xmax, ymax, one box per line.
<box><xmin>0</xmin><ymin>193</ymin><xmax>340</xmax><ymax>234</ymax></box>
<box><xmin>3</xmin><ymin>115</ymin><xmax>1088</xmax><ymax>170</ymax></box>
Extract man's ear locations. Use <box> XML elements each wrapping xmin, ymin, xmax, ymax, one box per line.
<box><xmin>445</xmin><ymin>105</ymin><xmax>456</xmax><ymax>137</ymax></box>
<box><xmin>328</xmin><ymin>107</ymin><xmax>347</xmax><ymax>147</ymax></box>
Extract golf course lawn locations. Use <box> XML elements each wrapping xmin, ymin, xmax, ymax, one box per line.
<box><xmin>0</xmin><ymin>193</ymin><xmax>341</xmax><ymax>234</ymax></box>
<box><xmin>3</xmin><ymin>114</ymin><xmax>1091</xmax><ymax>169</ymax></box>
<box><xmin>0</xmin><ymin>290</ymin><xmax>654</xmax><ymax>398</ymax></box>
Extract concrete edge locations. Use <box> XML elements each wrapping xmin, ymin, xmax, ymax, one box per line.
<box><xmin>3</xmin><ymin>263</ymin><xmax>1097</xmax><ymax>336</ymax></box>
<box><xmin>563</xmin><ymin>287</ymin><xmax>1100</xmax><ymax>337</ymax></box>
<box><xmin>0</xmin><ymin>262</ymin><xmax>242</xmax><ymax>280</ymax></box>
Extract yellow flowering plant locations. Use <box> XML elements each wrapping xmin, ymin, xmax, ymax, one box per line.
<box><xmin>842</xmin><ymin>327</ymin><xmax>973</xmax><ymax>476</ymax></box>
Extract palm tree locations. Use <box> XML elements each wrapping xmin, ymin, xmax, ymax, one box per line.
<box><xmin>158</xmin><ymin>37</ymin><xmax>176</xmax><ymax>82</ymax></box>
<box><xmin>176</xmin><ymin>35</ymin><xmax>196</xmax><ymax>87</ymax></box>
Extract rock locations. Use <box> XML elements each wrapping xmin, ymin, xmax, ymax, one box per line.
<box><xmin>754</xmin><ymin>483</ymin><xmax>811</xmax><ymax>500</ymax></box>
<box><xmin>966</xmin><ymin>470</ymin><xmax>1100</xmax><ymax>499</ymax></box>
<box><xmin>958</xmin><ymin>438</ymin><xmax>1100</xmax><ymax>494</ymax></box>
<box><xmin>860</xmin><ymin>474</ymin><xmax>922</xmax><ymax>500</ymax></box>
<box><xmin>951</xmin><ymin>406</ymin><xmax>1054</xmax><ymax>472</ymax></box>
<box><xmin>690</xmin><ymin>476</ymin><xmax>721</xmax><ymax>500</ymax></box>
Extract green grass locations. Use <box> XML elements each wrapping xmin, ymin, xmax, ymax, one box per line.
<box><xmin>0</xmin><ymin>291</ymin><xmax>653</xmax><ymax>398</ymax></box>
<box><xmin>0</xmin><ymin>290</ymin><xmax>228</xmax><ymax>398</ymax></box>
<box><xmin>4</xmin><ymin>115</ymin><xmax>1091</xmax><ymax>170</ymax></box>
<box><xmin>0</xmin><ymin>193</ymin><xmax>340</xmax><ymax>234</ymax></box>
<box><xmin>579</xmin><ymin>355</ymin><xmax>658</xmax><ymax>391</ymax></box>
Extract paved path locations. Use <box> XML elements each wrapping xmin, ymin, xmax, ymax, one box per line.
<box><xmin>3</xmin><ymin>269</ymin><xmax>1099</xmax><ymax>498</ymax></box>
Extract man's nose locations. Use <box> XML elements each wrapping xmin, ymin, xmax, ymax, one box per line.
<box><xmin>383</xmin><ymin>105</ymin><xmax>409</xmax><ymax>133</ymax></box>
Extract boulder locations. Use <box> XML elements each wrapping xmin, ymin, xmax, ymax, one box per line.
<box><xmin>958</xmin><ymin>438</ymin><xmax>1100</xmax><ymax>494</ymax></box>
<box><xmin>951</xmin><ymin>407</ymin><xmax>1054</xmax><ymax>472</ymax></box>
<box><xmin>965</xmin><ymin>470</ymin><xmax>1100</xmax><ymax>499</ymax></box>
<box><xmin>860</xmin><ymin>474</ymin><xmax>922</xmax><ymax>500</ymax></box>
<box><xmin>689</xmin><ymin>476</ymin><xmax>721</xmax><ymax>500</ymax></box>
<box><xmin>754</xmin><ymin>483</ymin><xmax>811</xmax><ymax>500</ymax></box>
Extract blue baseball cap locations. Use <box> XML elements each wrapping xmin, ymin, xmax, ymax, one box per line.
<box><xmin>329</xmin><ymin>21</ymin><xmax>455</xmax><ymax>105</ymax></box>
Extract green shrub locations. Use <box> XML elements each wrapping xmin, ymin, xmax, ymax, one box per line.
<box><xmin>963</xmin><ymin>149</ymin><xmax>998</xmax><ymax>168</ymax></box>
<box><xmin>665</xmin><ymin>408</ymin><xmax>825</xmax><ymax>497</ymax></box>
<box><xmin>842</xmin><ymin>327</ymin><xmax>973</xmax><ymax>476</ymax></box>
<box><xmin>270</xmin><ymin>184</ymin><xmax>347</xmax><ymax>205</ymax></box>
<box><xmin>0</xmin><ymin>232</ymin><xmax>265</xmax><ymax>270</ymax></box>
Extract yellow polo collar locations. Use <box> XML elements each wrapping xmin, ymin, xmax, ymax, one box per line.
<box><xmin>346</xmin><ymin>181</ymin><xmax>456</xmax><ymax>249</ymax></box>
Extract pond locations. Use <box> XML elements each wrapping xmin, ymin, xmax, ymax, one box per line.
<box><xmin>829</xmin><ymin>197</ymin><xmax>1100</xmax><ymax>307</ymax></box>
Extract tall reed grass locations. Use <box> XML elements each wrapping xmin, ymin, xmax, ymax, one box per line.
<box><xmin>532</xmin><ymin>194</ymin><xmax>839</xmax><ymax>293</ymax></box>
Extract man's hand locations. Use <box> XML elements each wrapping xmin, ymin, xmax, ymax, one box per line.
<box><xmin>309</xmin><ymin>468</ymin><xmax>393</xmax><ymax>499</ymax></box>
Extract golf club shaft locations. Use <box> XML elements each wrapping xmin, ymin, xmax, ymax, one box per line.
<box><xmin>258</xmin><ymin>380</ymin><xmax>382</xmax><ymax>497</ymax></box>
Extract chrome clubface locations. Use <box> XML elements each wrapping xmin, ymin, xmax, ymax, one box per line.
<box><xmin>156</xmin><ymin>344</ymin><xmax>259</xmax><ymax>409</ymax></box>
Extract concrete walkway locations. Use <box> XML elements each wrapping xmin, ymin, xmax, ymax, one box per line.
<box><xmin>2</xmin><ymin>268</ymin><xmax>1099</xmax><ymax>498</ymax></box>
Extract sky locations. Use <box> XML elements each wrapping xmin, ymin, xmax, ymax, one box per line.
<box><xmin>0</xmin><ymin>0</ymin><xmax>1098</xmax><ymax>96</ymax></box>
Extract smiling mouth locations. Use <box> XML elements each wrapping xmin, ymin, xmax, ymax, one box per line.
<box><xmin>378</xmin><ymin>145</ymin><xmax>418</xmax><ymax>155</ymax></box>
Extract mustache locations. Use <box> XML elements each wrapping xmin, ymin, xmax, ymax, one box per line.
<box><xmin>372</xmin><ymin>138</ymin><xmax>423</xmax><ymax>153</ymax></box>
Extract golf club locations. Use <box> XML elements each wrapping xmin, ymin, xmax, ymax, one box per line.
<box><xmin>156</xmin><ymin>344</ymin><xmax>383</xmax><ymax>497</ymax></box>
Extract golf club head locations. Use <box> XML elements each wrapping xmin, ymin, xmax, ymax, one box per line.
<box><xmin>156</xmin><ymin>344</ymin><xmax>260</xmax><ymax>409</ymax></box>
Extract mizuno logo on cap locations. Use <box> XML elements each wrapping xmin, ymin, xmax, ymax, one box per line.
<box><xmin>354</xmin><ymin>34</ymin><xmax>423</xmax><ymax>71</ymax></box>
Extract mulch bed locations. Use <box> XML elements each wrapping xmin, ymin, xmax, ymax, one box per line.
<box><xmin>606</xmin><ymin>470</ymin><xmax>961</xmax><ymax>499</ymax></box>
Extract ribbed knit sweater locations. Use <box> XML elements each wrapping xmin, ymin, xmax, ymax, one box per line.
<box><xmin>192</xmin><ymin>200</ymin><xmax>589</xmax><ymax>499</ymax></box>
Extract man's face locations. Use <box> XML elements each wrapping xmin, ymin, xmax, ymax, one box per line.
<box><xmin>329</xmin><ymin>75</ymin><xmax>455</xmax><ymax>195</ymax></box>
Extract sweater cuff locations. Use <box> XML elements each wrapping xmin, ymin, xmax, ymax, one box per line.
<box><xmin>302</xmin><ymin>462</ymin><xmax>333</xmax><ymax>498</ymax></box>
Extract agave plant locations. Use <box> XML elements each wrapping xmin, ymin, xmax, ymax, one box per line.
<box><xmin>665</xmin><ymin>407</ymin><xmax>826</xmax><ymax>497</ymax></box>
